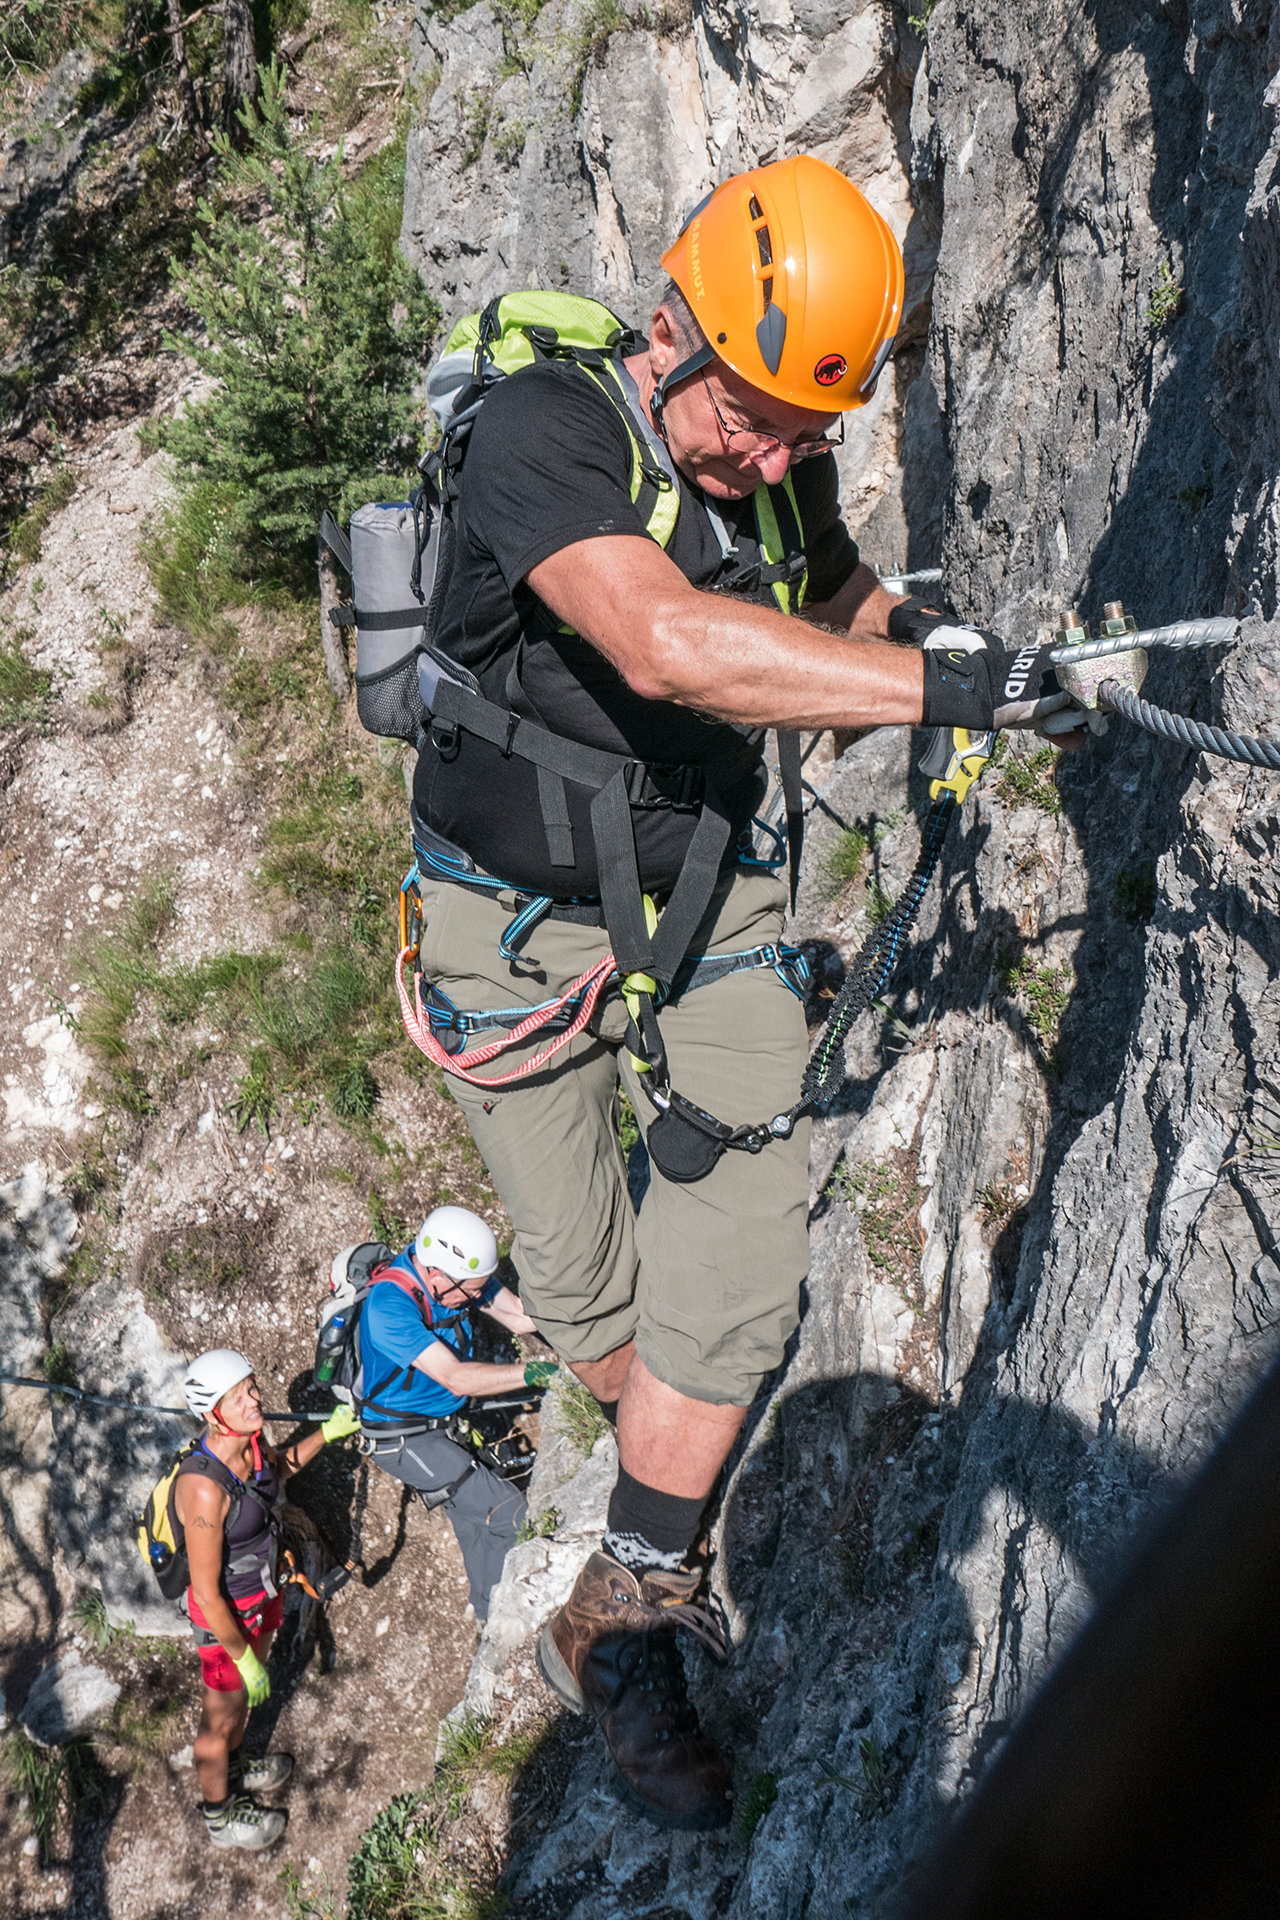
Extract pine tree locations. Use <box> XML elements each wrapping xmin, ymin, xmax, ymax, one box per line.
<box><xmin>161</xmin><ymin>60</ymin><xmax>438</xmax><ymax>576</ymax></box>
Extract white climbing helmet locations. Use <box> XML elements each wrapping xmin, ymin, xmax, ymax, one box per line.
<box><xmin>183</xmin><ymin>1349</ymin><xmax>254</xmax><ymax>1418</ymax></box>
<box><xmin>415</xmin><ymin>1206</ymin><xmax>499</xmax><ymax>1282</ymax></box>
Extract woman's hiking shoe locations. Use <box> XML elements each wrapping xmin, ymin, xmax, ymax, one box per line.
<box><xmin>537</xmin><ymin>1549</ymin><xmax>733</xmax><ymax>1832</ymax></box>
<box><xmin>229</xmin><ymin>1750</ymin><xmax>294</xmax><ymax>1793</ymax></box>
<box><xmin>201</xmin><ymin>1792</ymin><xmax>286</xmax><ymax>1851</ymax></box>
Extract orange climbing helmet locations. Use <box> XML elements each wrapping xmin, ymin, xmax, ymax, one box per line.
<box><xmin>659</xmin><ymin>154</ymin><xmax>904</xmax><ymax>414</ymax></box>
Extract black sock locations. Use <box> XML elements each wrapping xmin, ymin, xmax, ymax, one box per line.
<box><xmin>603</xmin><ymin>1465</ymin><xmax>704</xmax><ymax>1573</ymax></box>
<box><xmin>201</xmin><ymin>1794</ymin><xmax>231</xmax><ymax>1818</ymax></box>
<box><xmin>597</xmin><ymin>1399</ymin><xmax>619</xmax><ymax>1429</ymax></box>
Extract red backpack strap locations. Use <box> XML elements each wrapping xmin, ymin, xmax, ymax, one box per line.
<box><xmin>368</xmin><ymin>1262</ymin><xmax>457</xmax><ymax>1329</ymax></box>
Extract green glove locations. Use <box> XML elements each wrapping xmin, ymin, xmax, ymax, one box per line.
<box><xmin>523</xmin><ymin>1361</ymin><xmax>559</xmax><ymax>1390</ymax></box>
<box><xmin>320</xmin><ymin>1402</ymin><xmax>360</xmax><ymax>1444</ymax></box>
<box><xmin>232</xmin><ymin>1646</ymin><xmax>270</xmax><ymax>1707</ymax></box>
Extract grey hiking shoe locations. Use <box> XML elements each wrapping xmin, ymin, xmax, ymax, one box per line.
<box><xmin>229</xmin><ymin>1751</ymin><xmax>294</xmax><ymax>1793</ymax></box>
<box><xmin>202</xmin><ymin>1792</ymin><xmax>286</xmax><ymax>1851</ymax></box>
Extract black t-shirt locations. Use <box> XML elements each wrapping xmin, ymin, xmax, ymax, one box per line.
<box><xmin>415</xmin><ymin>358</ymin><xmax>859</xmax><ymax>896</ymax></box>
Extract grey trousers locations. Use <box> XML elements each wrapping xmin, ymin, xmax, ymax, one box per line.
<box><xmin>366</xmin><ymin>1429</ymin><xmax>526</xmax><ymax>1619</ymax></box>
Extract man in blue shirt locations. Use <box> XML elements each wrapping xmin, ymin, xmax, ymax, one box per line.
<box><xmin>356</xmin><ymin>1205</ymin><xmax>557</xmax><ymax>1621</ymax></box>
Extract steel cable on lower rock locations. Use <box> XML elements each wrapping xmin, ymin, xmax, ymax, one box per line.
<box><xmin>1099</xmin><ymin>682</ymin><xmax>1280</xmax><ymax>771</ymax></box>
<box><xmin>801</xmin><ymin>791</ymin><xmax>957</xmax><ymax>1113</ymax></box>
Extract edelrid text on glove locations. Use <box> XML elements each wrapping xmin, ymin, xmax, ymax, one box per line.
<box><xmin>523</xmin><ymin>1361</ymin><xmax>559</xmax><ymax>1389</ymax></box>
<box><xmin>920</xmin><ymin>629</ymin><xmax>1074</xmax><ymax>733</ymax></box>
<box><xmin>320</xmin><ymin>1402</ymin><xmax>360</xmax><ymax>1444</ymax></box>
<box><xmin>232</xmin><ymin>1645</ymin><xmax>270</xmax><ymax>1707</ymax></box>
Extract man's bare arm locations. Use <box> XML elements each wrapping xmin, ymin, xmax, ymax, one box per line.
<box><xmin>803</xmin><ymin>560</ymin><xmax>901</xmax><ymax>640</ymax></box>
<box><xmin>526</xmin><ymin>536</ymin><xmax>924</xmax><ymax>733</ymax></box>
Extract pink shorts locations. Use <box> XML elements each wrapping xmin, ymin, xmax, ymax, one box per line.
<box><xmin>190</xmin><ymin>1591</ymin><xmax>283</xmax><ymax>1693</ymax></box>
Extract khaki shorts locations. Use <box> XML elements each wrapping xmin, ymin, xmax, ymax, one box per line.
<box><xmin>417</xmin><ymin>864</ymin><xmax>811</xmax><ymax>1406</ymax></box>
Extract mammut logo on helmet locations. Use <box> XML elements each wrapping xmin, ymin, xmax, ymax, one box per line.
<box><xmin>814</xmin><ymin>353</ymin><xmax>847</xmax><ymax>387</ymax></box>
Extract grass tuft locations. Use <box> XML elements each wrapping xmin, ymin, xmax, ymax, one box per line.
<box><xmin>71</xmin><ymin>1587</ymin><xmax>116</xmax><ymax>1651</ymax></box>
<box><xmin>556</xmin><ymin>1380</ymin><xmax>610</xmax><ymax>1457</ymax></box>
<box><xmin>0</xmin><ymin>628</ymin><xmax>54</xmax><ymax>727</ymax></box>
<box><xmin>737</xmin><ymin>1768</ymin><xmax>778</xmax><ymax>1843</ymax></box>
<box><xmin>996</xmin><ymin>744</ymin><xmax>1061</xmax><ymax>817</ymax></box>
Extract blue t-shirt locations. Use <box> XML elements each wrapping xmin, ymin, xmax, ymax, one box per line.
<box><xmin>358</xmin><ymin>1247</ymin><xmax>501</xmax><ymax>1425</ymax></box>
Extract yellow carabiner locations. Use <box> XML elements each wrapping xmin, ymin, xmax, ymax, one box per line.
<box><xmin>621</xmin><ymin>895</ymin><xmax>659</xmax><ymax>1074</ymax></box>
<box><xmin>923</xmin><ymin>727</ymin><xmax>995</xmax><ymax>804</ymax></box>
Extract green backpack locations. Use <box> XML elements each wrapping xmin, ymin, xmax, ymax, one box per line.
<box><xmin>319</xmin><ymin>289</ymin><xmax>807</xmax><ymax>743</ymax></box>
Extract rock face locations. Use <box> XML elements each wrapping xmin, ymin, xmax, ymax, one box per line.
<box><xmin>405</xmin><ymin>0</ymin><xmax>1280</xmax><ymax>1912</ymax></box>
<box><xmin>19</xmin><ymin>1648</ymin><xmax>120</xmax><ymax>1747</ymax></box>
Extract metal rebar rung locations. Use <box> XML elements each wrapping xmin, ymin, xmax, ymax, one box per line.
<box><xmin>1048</xmin><ymin>616</ymin><xmax>1238</xmax><ymax>666</ymax></box>
<box><xmin>1099</xmin><ymin>682</ymin><xmax>1280</xmax><ymax>770</ymax></box>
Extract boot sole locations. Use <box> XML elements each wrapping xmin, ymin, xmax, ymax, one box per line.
<box><xmin>536</xmin><ymin>1628</ymin><xmax>732</xmax><ymax>1833</ymax></box>
<box><xmin>536</xmin><ymin>1623</ymin><xmax>587</xmax><ymax>1713</ymax></box>
<box><xmin>609</xmin><ymin>1766</ymin><xmax>734</xmax><ymax>1832</ymax></box>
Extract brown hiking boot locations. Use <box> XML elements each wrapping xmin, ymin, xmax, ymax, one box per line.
<box><xmin>537</xmin><ymin>1550</ymin><xmax>733</xmax><ymax>1831</ymax></box>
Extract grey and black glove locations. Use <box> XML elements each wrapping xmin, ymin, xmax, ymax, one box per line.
<box><xmin>918</xmin><ymin>624</ymin><xmax>1079</xmax><ymax>734</ymax></box>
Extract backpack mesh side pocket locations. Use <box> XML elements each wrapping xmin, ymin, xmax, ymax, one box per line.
<box><xmin>355</xmin><ymin>651</ymin><xmax>425</xmax><ymax>742</ymax></box>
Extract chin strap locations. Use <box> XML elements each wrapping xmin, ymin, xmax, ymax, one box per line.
<box><xmin>648</xmin><ymin>343</ymin><xmax>716</xmax><ymax>434</ymax></box>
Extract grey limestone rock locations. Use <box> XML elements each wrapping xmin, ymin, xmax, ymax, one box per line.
<box><xmin>49</xmin><ymin>1279</ymin><xmax>194</xmax><ymax>1636</ymax></box>
<box><xmin>19</xmin><ymin>1647</ymin><xmax>120</xmax><ymax>1747</ymax></box>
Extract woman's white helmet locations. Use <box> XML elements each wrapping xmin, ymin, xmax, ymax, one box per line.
<box><xmin>415</xmin><ymin>1206</ymin><xmax>499</xmax><ymax>1282</ymax></box>
<box><xmin>183</xmin><ymin>1349</ymin><xmax>254</xmax><ymax>1418</ymax></box>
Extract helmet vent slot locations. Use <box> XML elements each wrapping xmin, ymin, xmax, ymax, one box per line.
<box><xmin>755</xmin><ymin>225</ymin><xmax>773</xmax><ymax>267</ymax></box>
<box><xmin>761</xmin><ymin>275</ymin><xmax>773</xmax><ymax>307</ymax></box>
<box><xmin>748</xmin><ymin>194</ymin><xmax>763</xmax><ymax>219</ymax></box>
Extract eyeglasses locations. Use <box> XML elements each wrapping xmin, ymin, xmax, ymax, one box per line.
<box><xmin>701</xmin><ymin>374</ymin><xmax>844</xmax><ymax>463</ymax></box>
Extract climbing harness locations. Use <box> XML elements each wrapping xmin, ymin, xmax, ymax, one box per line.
<box><xmin>397</xmin><ymin>603</ymin><xmax>1278</xmax><ymax>1174</ymax></box>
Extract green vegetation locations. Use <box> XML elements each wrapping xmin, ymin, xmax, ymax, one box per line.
<box><xmin>157</xmin><ymin>61</ymin><xmax>438</xmax><ymax>583</ymax></box>
<box><xmin>2</xmin><ymin>1729</ymin><xmax>97</xmax><ymax>1863</ymax></box>
<box><xmin>1000</xmin><ymin>956</ymin><xmax>1071</xmax><ymax>1058</ymax></box>
<box><xmin>6</xmin><ymin>465</ymin><xmax>77</xmax><ymax>569</ymax></box>
<box><xmin>822</xmin><ymin>825</ymin><xmax>868</xmax><ymax>897</ymax></box>
<box><xmin>0</xmin><ymin>629</ymin><xmax>54</xmax><ymax>728</ymax></box>
<box><xmin>564</xmin><ymin>0</ymin><xmax>632</xmax><ymax>115</ymax></box>
<box><xmin>996</xmin><ymin>743</ymin><xmax>1061</xmax><ymax>816</ymax></box>
<box><xmin>1114</xmin><ymin>861</ymin><xmax>1157</xmax><ymax>924</ymax></box>
<box><xmin>1147</xmin><ymin>259</ymin><xmax>1184</xmax><ymax>333</ymax></box>
<box><xmin>369</xmin><ymin>1189</ymin><xmax>411</xmax><ymax>1249</ymax></box>
<box><xmin>865</xmin><ymin>878</ymin><xmax>895</xmax><ymax>927</ymax></box>
<box><xmin>41</xmin><ymin>1340</ymin><xmax>76</xmax><ymax>1388</ymax></box>
<box><xmin>737</xmin><ymin>1769</ymin><xmax>778</xmax><ymax>1843</ymax></box>
<box><xmin>557</xmin><ymin>1379</ymin><xmax>610</xmax><ymax>1457</ymax></box>
<box><xmin>830</xmin><ymin>1156</ymin><xmax>922</xmax><ymax>1293</ymax></box>
<box><xmin>615</xmin><ymin>1087</ymin><xmax>640</xmax><ymax>1154</ymax></box>
<box><xmin>517</xmin><ymin>1505</ymin><xmax>560</xmax><ymax>1542</ymax></box>
<box><xmin>283</xmin><ymin>1717</ymin><xmax>533</xmax><ymax>1918</ymax></box>
<box><xmin>1177</xmin><ymin>479</ymin><xmax>1212</xmax><ymax>514</ymax></box>
<box><xmin>976</xmin><ymin>1178</ymin><xmax>1021</xmax><ymax>1230</ymax></box>
<box><xmin>907</xmin><ymin>0</ymin><xmax>937</xmax><ymax>32</ymax></box>
<box><xmin>71</xmin><ymin>1586</ymin><xmax>116</xmax><ymax>1651</ymax></box>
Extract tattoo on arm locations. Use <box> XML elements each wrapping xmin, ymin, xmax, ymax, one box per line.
<box><xmin>190</xmin><ymin>1515</ymin><xmax>218</xmax><ymax>1529</ymax></box>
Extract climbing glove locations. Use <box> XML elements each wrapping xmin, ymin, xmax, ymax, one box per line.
<box><xmin>523</xmin><ymin>1361</ymin><xmax>559</xmax><ymax>1390</ymax></box>
<box><xmin>232</xmin><ymin>1646</ymin><xmax>271</xmax><ymax>1707</ymax></box>
<box><xmin>320</xmin><ymin>1403</ymin><xmax>361</xmax><ymax>1444</ymax></box>
<box><xmin>918</xmin><ymin>625</ymin><xmax>1080</xmax><ymax>735</ymax></box>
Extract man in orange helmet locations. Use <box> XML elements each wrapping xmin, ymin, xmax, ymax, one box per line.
<box><xmin>411</xmin><ymin>154</ymin><xmax>1073</xmax><ymax>1830</ymax></box>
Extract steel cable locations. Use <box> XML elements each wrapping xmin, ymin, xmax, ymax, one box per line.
<box><xmin>0</xmin><ymin>1372</ymin><xmax>308</xmax><ymax>1420</ymax></box>
<box><xmin>1099</xmin><ymin>682</ymin><xmax>1280</xmax><ymax>770</ymax></box>
<box><xmin>1047</xmin><ymin>615</ymin><xmax>1238</xmax><ymax>666</ymax></box>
